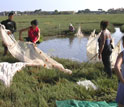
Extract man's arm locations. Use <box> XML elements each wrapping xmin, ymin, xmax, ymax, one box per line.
<box><xmin>1</xmin><ymin>20</ymin><xmax>5</xmax><ymax>25</ymax></box>
<box><xmin>99</xmin><ymin>33</ymin><xmax>106</xmax><ymax>59</ymax></box>
<box><xmin>115</xmin><ymin>52</ymin><xmax>124</xmax><ymax>83</ymax></box>
<box><xmin>1</xmin><ymin>20</ymin><xmax>12</xmax><ymax>35</ymax></box>
<box><xmin>109</xmin><ymin>32</ymin><xmax>112</xmax><ymax>43</ymax></box>
<box><xmin>19</xmin><ymin>27</ymin><xmax>29</xmax><ymax>40</ymax></box>
<box><xmin>35</xmin><ymin>29</ymin><xmax>40</xmax><ymax>43</ymax></box>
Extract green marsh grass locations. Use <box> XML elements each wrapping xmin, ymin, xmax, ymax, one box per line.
<box><xmin>0</xmin><ymin>14</ymin><xmax>121</xmax><ymax>106</ymax></box>
<box><xmin>1</xmin><ymin>14</ymin><xmax>124</xmax><ymax>37</ymax></box>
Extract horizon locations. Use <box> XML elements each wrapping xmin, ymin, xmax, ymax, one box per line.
<box><xmin>0</xmin><ymin>0</ymin><xmax>124</xmax><ymax>12</ymax></box>
<box><xmin>0</xmin><ymin>7</ymin><xmax>124</xmax><ymax>12</ymax></box>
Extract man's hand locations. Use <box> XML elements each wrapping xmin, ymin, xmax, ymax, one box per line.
<box><xmin>34</xmin><ymin>41</ymin><xmax>37</xmax><ymax>44</ymax></box>
<box><xmin>33</xmin><ymin>43</ymin><xmax>37</xmax><ymax>47</ymax></box>
<box><xmin>7</xmin><ymin>31</ymin><xmax>12</xmax><ymax>35</ymax></box>
<box><xmin>34</xmin><ymin>39</ymin><xmax>39</xmax><ymax>44</ymax></box>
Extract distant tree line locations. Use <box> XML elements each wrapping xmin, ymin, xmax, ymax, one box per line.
<box><xmin>77</xmin><ymin>8</ymin><xmax>124</xmax><ymax>14</ymax></box>
<box><xmin>0</xmin><ymin>8</ymin><xmax>124</xmax><ymax>16</ymax></box>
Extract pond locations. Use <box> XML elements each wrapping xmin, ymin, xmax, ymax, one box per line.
<box><xmin>38</xmin><ymin>28</ymin><xmax>123</xmax><ymax>62</ymax></box>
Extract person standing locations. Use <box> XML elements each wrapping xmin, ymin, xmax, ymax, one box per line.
<box><xmin>1</xmin><ymin>12</ymin><xmax>16</xmax><ymax>56</ymax></box>
<box><xmin>115</xmin><ymin>36</ymin><xmax>124</xmax><ymax>107</ymax></box>
<box><xmin>98</xmin><ymin>20</ymin><xmax>112</xmax><ymax>77</ymax></box>
<box><xmin>19</xmin><ymin>19</ymin><xmax>40</xmax><ymax>44</ymax></box>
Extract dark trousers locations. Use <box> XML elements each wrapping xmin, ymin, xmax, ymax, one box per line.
<box><xmin>102</xmin><ymin>52</ymin><xmax>112</xmax><ymax>77</ymax></box>
<box><xmin>25</xmin><ymin>37</ymin><xmax>40</xmax><ymax>44</ymax></box>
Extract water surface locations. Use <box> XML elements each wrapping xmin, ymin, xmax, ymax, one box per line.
<box><xmin>38</xmin><ymin>28</ymin><xmax>123</xmax><ymax>62</ymax></box>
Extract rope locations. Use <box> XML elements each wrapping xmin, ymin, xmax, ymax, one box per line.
<box><xmin>87</xmin><ymin>53</ymin><xmax>98</xmax><ymax>63</ymax></box>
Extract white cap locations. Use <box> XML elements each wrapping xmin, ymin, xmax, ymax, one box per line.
<box><xmin>70</xmin><ymin>23</ymin><xmax>73</xmax><ymax>26</ymax></box>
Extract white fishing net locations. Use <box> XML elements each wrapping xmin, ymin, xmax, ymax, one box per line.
<box><xmin>75</xmin><ymin>26</ymin><xmax>84</xmax><ymax>38</ymax></box>
<box><xmin>87</xmin><ymin>30</ymin><xmax>100</xmax><ymax>62</ymax></box>
<box><xmin>111</xmin><ymin>39</ymin><xmax>121</xmax><ymax>67</ymax></box>
<box><xmin>0</xmin><ymin>62</ymin><xmax>26</xmax><ymax>87</ymax></box>
<box><xmin>0</xmin><ymin>24</ymin><xmax>72</xmax><ymax>85</ymax></box>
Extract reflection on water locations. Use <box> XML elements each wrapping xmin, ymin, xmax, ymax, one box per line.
<box><xmin>38</xmin><ymin>28</ymin><xmax>123</xmax><ymax>62</ymax></box>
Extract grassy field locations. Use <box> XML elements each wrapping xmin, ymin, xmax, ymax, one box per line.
<box><xmin>0</xmin><ymin>14</ymin><xmax>122</xmax><ymax>106</ymax></box>
<box><xmin>0</xmin><ymin>53</ymin><xmax>118</xmax><ymax>107</ymax></box>
<box><xmin>1</xmin><ymin>14</ymin><xmax>124</xmax><ymax>37</ymax></box>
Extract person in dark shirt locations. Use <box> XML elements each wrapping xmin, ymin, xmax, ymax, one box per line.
<box><xmin>1</xmin><ymin>12</ymin><xmax>16</xmax><ymax>56</ymax></box>
<box><xmin>98</xmin><ymin>21</ymin><xmax>112</xmax><ymax>77</ymax></box>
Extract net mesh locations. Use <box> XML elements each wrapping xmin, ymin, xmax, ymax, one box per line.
<box><xmin>87</xmin><ymin>30</ymin><xmax>100</xmax><ymax>62</ymax></box>
<box><xmin>0</xmin><ymin>24</ymin><xmax>72</xmax><ymax>74</ymax></box>
<box><xmin>75</xmin><ymin>26</ymin><xmax>84</xmax><ymax>38</ymax></box>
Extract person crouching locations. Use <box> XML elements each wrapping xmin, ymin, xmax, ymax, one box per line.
<box><xmin>19</xmin><ymin>19</ymin><xmax>40</xmax><ymax>44</ymax></box>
